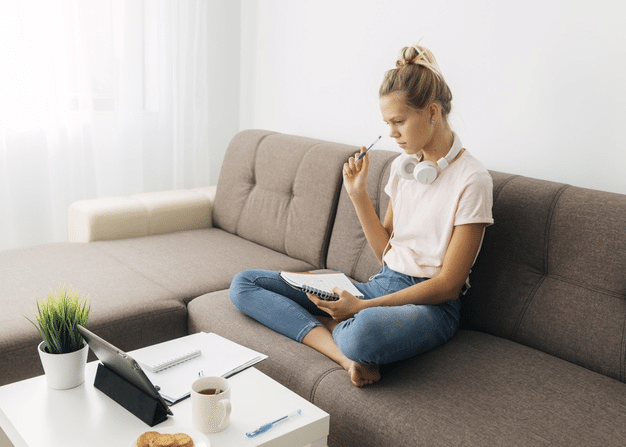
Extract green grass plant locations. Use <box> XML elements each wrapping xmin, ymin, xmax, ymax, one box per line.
<box><xmin>28</xmin><ymin>286</ymin><xmax>90</xmax><ymax>354</ymax></box>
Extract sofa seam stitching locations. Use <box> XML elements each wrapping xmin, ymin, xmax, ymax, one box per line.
<box><xmin>491</xmin><ymin>172</ymin><xmax>518</xmax><ymax>203</ymax></box>
<box><xmin>351</xmin><ymin>242</ymin><xmax>369</xmax><ymax>279</ymax></box>
<box><xmin>622</xmin><ymin>321</ymin><xmax>626</xmax><ymax>382</ymax></box>
<box><xmin>621</xmin><ymin>314</ymin><xmax>626</xmax><ymax>382</ymax></box>
<box><xmin>89</xmin><ymin>243</ymin><xmax>184</xmax><ymax>298</ymax></box>
<box><xmin>89</xmin><ymin>305</ymin><xmax>188</xmax><ymax>331</ymax></box>
<box><xmin>310</xmin><ymin>142</ymin><xmax>345</xmax><ymax>269</ymax></box>
<box><xmin>489</xmin><ymin>173</ymin><xmax>521</xmax><ymax>337</ymax></box>
<box><xmin>545</xmin><ymin>272</ymin><xmax>625</xmax><ymax>299</ymax></box>
<box><xmin>351</xmin><ymin>156</ymin><xmax>395</xmax><ymax>279</ymax></box>
<box><xmin>233</xmin><ymin>132</ymin><xmax>274</xmax><ymax>236</ymax></box>
<box><xmin>511</xmin><ymin>184</ymin><xmax>570</xmax><ymax>339</ymax></box>
<box><xmin>309</xmin><ymin>366</ymin><xmax>343</xmax><ymax>402</ymax></box>
<box><xmin>286</xmin><ymin>142</ymin><xmax>316</xmax><ymax>260</ymax></box>
<box><xmin>6</xmin><ymin>305</ymin><xmax>187</xmax><ymax>355</ymax></box>
<box><xmin>544</xmin><ymin>185</ymin><xmax>571</xmax><ymax>273</ymax></box>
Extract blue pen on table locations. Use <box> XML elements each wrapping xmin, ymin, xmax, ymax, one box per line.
<box><xmin>355</xmin><ymin>135</ymin><xmax>382</xmax><ymax>162</ymax></box>
<box><xmin>245</xmin><ymin>409</ymin><xmax>302</xmax><ymax>438</ymax></box>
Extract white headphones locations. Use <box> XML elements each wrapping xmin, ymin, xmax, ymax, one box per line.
<box><xmin>397</xmin><ymin>132</ymin><xmax>462</xmax><ymax>184</ymax></box>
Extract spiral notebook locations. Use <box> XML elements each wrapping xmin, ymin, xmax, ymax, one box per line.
<box><xmin>280</xmin><ymin>271</ymin><xmax>363</xmax><ymax>301</ymax></box>
<box><xmin>130</xmin><ymin>332</ymin><xmax>267</xmax><ymax>403</ymax></box>
<box><xmin>133</xmin><ymin>339</ymin><xmax>201</xmax><ymax>373</ymax></box>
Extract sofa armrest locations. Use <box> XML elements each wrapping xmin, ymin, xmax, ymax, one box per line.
<box><xmin>67</xmin><ymin>186</ymin><xmax>217</xmax><ymax>243</ymax></box>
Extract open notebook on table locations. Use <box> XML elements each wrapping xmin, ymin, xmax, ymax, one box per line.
<box><xmin>131</xmin><ymin>332</ymin><xmax>267</xmax><ymax>404</ymax></box>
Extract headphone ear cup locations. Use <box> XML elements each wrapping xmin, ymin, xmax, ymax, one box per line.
<box><xmin>413</xmin><ymin>161</ymin><xmax>438</xmax><ymax>184</ymax></box>
<box><xmin>397</xmin><ymin>155</ymin><xmax>419</xmax><ymax>180</ymax></box>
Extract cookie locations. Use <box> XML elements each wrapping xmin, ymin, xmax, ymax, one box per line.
<box><xmin>137</xmin><ymin>431</ymin><xmax>159</xmax><ymax>447</ymax></box>
<box><xmin>173</xmin><ymin>433</ymin><xmax>194</xmax><ymax>447</ymax></box>
<box><xmin>136</xmin><ymin>430</ymin><xmax>194</xmax><ymax>447</ymax></box>
<box><xmin>149</xmin><ymin>433</ymin><xmax>177</xmax><ymax>447</ymax></box>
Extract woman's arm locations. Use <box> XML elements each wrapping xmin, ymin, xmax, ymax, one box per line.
<box><xmin>310</xmin><ymin>222</ymin><xmax>487</xmax><ymax>320</ymax></box>
<box><xmin>368</xmin><ymin>222</ymin><xmax>487</xmax><ymax>306</ymax></box>
<box><xmin>343</xmin><ymin>150</ymin><xmax>393</xmax><ymax>264</ymax></box>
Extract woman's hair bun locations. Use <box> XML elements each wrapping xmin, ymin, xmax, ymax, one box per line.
<box><xmin>381</xmin><ymin>43</ymin><xmax>452</xmax><ymax>118</ymax></box>
<box><xmin>396</xmin><ymin>45</ymin><xmax>441</xmax><ymax>74</ymax></box>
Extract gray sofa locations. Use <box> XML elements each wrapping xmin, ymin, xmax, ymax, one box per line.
<box><xmin>1</xmin><ymin>129</ymin><xmax>625</xmax><ymax>446</ymax></box>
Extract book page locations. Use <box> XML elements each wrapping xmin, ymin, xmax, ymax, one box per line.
<box><xmin>132</xmin><ymin>339</ymin><xmax>200</xmax><ymax>372</ymax></box>
<box><xmin>280</xmin><ymin>272</ymin><xmax>363</xmax><ymax>297</ymax></box>
<box><xmin>129</xmin><ymin>332</ymin><xmax>267</xmax><ymax>403</ymax></box>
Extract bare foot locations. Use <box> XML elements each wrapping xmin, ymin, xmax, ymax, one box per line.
<box><xmin>346</xmin><ymin>361</ymin><xmax>380</xmax><ymax>387</ymax></box>
<box><xmin>302</xmin><ymin>326</ymin><xmax>380</xmax><ymax>387</ymax></box>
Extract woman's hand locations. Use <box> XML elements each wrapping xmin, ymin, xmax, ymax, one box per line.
<box><xmin>342</xmin><ymin>148</ymin><xmax>370</xmax><ymax>199</ymax></box>
<box><xmin>307</xmin><ymin>288</ymin><xmax>366</xmax><ymax>321</ymax></box>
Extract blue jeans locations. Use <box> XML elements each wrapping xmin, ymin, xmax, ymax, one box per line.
<box><xmin>228</xmin><ymin>266</ymin><xmax>461</xmax><ymax>365</ymax></box>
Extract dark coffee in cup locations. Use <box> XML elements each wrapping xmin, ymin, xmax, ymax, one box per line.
<box><xmin>192</xmin><ymin>376</ymin><xmax>231</xmax><ymax>433</ymax></box>
<box><xmin>199</xmin><ymin>388</ymin><xmax>221</xmax><ymax>395</ymax></box>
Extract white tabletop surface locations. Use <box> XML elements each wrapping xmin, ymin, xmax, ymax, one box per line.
<box><xmin>0</xmin><ymin>362</ymin><xmax>328</xmax><ymax>447</ymax></box>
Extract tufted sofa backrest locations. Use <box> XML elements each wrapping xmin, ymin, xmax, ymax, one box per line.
<box><xmin>462</xmin><ymin>172</ymin><xmax>626</xmax><ymax>383</ymax></box>
<box><xmin>212</xmin><ymin>130</ymin><xmax>356</xmax><ymax>269</ymax></box>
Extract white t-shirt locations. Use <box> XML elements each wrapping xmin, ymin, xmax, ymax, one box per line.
<box><xmin>383</xmin><ymin>150</ymin><xmax>494</xmax><ymax>280</ymax></box>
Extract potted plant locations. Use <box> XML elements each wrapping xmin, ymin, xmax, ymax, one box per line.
<box><xmin>28</xmin><ymin>285</ymin><xmax>91</xmax><ymax>389</ymax></box>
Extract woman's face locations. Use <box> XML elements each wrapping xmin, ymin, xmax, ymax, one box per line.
<box><xmin>380</xmin><ymin>91</ymin><xmax>434</xmax><ymax>155</ymax></box>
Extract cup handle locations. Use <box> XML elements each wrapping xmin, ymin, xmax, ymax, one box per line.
<box><xmin>217</xmin><ymin>398</ymin><xmax>232</xmax><ymax>429</ymax></box>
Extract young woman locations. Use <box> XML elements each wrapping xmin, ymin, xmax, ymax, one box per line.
<box><xmin>229</xmin><ymin>44</ymin><xmax>493</xmax><ymax>387</ymax></box>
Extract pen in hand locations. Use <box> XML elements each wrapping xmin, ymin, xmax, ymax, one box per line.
<box><xmin>245</xmin><ymin>409</ymin><xmax>302</xmax><ymax>438</ymax></box>
<box><xmin>355</xmin><ymin>135</ymin><xmax>382</xmax><ymax>162</ymax></box>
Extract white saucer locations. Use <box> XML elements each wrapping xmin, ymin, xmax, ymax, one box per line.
<box><xmin>131</xmin><ymin>425</ymin><xmax>210</xmax><ymax>447</ymax></box>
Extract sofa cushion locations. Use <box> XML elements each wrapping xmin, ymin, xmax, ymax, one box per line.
<box><xmin>187</xmin><ymin>290</ymin><xmax>342</xmax><ymax>401</ymax></box>
<box><xmin>312</xmin><ymin>330</ymin><xmax>626</xmax><ymax>447</ymax></box>
<box><xmin>462</xmin><ymin>172</ymin><xmax>626</xmax><ymax>383</ymax></box>
<box><xmin>326</xmin><ymin>150</ymin><xmax>398</xmax><ymax>282</ymax></box>
<box><xmin>212</xmin><ymin>130</ymin><xmax>356</xmax><ymax>268</ymax></box>
<box><xmin>94</xmin><ymin>228</ymin><xmax>316</xmax><ymax>303</ymax></box>
<box><xmin>0</xmin><ymin>243</ymin><xmax>187</xmax><ymax>385</ymax></box>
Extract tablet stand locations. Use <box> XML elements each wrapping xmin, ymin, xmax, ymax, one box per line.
<box><xmin>93</xmin><ymin>363</ymin><xmax>169</xmax><ymax>426</ymax></box>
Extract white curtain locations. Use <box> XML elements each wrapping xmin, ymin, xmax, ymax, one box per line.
<box><xmin>0</xmin><ymin>0</ymin><xmax>216</xmax><ymax>251</ymax></box>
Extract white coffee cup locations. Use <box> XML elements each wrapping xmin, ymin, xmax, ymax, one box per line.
<box><xmin>191</xmin><ymin>376</ymin><xmax>232</xmax><ymax>433</ymax></box>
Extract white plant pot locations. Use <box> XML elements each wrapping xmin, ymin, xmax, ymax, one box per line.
<box><xmin>38</xmin><ymin>341</ymin><xmax>89</xmax><ymax>390</ymax></box>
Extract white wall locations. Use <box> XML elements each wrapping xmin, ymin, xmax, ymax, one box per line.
<box><xmin>205</xmin><ymin>0</ymin><xmax>241</xmax><ymax>184</ymax></box>
<box><xmin>239</xmin><ymin>0</ymin><xmax>626</xmax><ymax>194</ymax></box>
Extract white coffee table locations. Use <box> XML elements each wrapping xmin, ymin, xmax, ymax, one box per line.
<box><xmin>0</xmin><ymin>363</ymin><xmax>329</xmax><ymax>447</ymax></box>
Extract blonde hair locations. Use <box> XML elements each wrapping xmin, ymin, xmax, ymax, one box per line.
<box><xmin>379</xmin><ymin>45</ymin><xmax>453</xmax><ymax>118</ymax></box>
